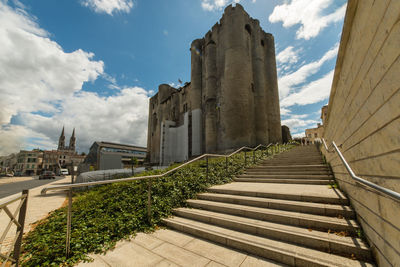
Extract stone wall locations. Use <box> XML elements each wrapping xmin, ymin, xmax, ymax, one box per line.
<box><xmin>322</xmin><ymin>0</ymin><xmax>400</xmax><ymax>265</ymax></box>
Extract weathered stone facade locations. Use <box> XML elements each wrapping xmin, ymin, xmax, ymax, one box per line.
<box><xmin>147</xmin><ymin>4</ymin><xmax>281</xmax><ymax>164</ymax></box>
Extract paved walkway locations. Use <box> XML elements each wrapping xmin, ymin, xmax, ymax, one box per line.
<box><xmin>0</xmin><ymin>176</ymin><xmax>70</xmax><ymax>255</ymax></box>
<box><xmin>78</xmin><ymin>229</ymin><xmax>284</xmax><ymax>267</ymax></box>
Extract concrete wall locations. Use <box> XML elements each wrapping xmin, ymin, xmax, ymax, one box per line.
<box><xmin>191</xmin><ymin>109</ymin><xmax>202</xmax><ymax>156</ymax></box>
<box><xmin>160</xmin><ymin>113</ymin><xmax>189</xmax><ymax>165</ymax></box>
<box><xmin>99</xmin><ymin>153</ymin><xmax>123</xmax><ymax>170</ymax></box>
<box><xmin>322</xmin><ymin>0</ymin><xmax>400</xmax><ymax>265</ymax></box>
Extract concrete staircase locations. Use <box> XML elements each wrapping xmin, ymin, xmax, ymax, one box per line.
<box><xmin>163</xmin><ymin>145</ymin><xmax>375</xmax><ymax>266</ymax></box>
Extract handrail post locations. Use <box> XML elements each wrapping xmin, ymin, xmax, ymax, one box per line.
<box><xmin>66</xmin><ymin>189</ymin><xmax>72</xmax><ymax>258</ymax></box>
<box><xmin>225</xmin><ymin>157</ymin><xmax>228</xmax><ymax>172</ymax></box>
<box><xmin>244</xmin><ymin>151</ymin><xmax>247</xmax><ymax>167</ymax></box>
<box><xmin>206</xmin><ymin>156</ymin><xmax>209</xmax><ymax>181</ymax></box>
<box><xmin>13</xmin><ymin>189</ymin><xmax>29</xmax><ymax>266</ymax></box>
<box><xmin>147</xmin><ymin>178</ymin><xmax>152</xmax><ymax>224</ymax></box>
<box><xmin>253</xmin><ymin>150</ymin><xmax>255</xmax><ymax>164</ymax></box>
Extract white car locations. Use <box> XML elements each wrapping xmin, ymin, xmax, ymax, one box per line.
<box><xmin>60</xmin><ymin>169</ymin><xmax>69</xmax><ymax>175</ymax></box>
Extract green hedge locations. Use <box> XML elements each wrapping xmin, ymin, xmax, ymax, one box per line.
<box><xmin>20</xmin><ymin>147</ymin><xmax>290</xmax><ymax>266</ymax></box>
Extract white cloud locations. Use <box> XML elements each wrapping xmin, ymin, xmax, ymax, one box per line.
<box><xmin>269</xmin><ymin>0</ymin><xmax>346</xmax><ymax>40</ymax></box>
<box><xmin>280</xmin><ymin>107</ymin><xmax>291</xmax><ymax>116</ymax></box>
<box><xmin>0</xmin><ymin>2</ymin><xmax>104</xmax><ymax>126</ymax></box>
<box><xmin>281</xmin><ymin>117</ymin><xmax>318</xmax><ymax>135</ymax></box>
<box><xmin>0</xmin><ymin>125</ymin><xmax>28</xmax><ymax>156</ymax></box>
<box><xmin>20</xmin><ymin>87</ymin><xmax>150</xmax><ymax>153</ymax></box>
<box><xmin>82</xmin><ymin>0</ymin><xmax>134</xmax><ymax>15</ymax></box>
<box><xmin>280</xmin><ymin>70</ymin><xmax>334</xmax><ymax>107</ymax></box>
<box><xmin>292</xmin><ymin>132</ymin><xmax>305</xmax><ymax>138</ymax></box>
<box><xmin>201</xmin><ymin>0</ymin><xmax>241</xmax><ymax>11</ymax></box>
<box><xmin>276</xmin><ymin>46</ymin><xmax>299</xmax><ymax>65</ymax></box>
<box><xmin>0</xmin><ymin>2</ymin><xmax>150</xmax><ymax>155</ymax></box>
<box><xmin>278</xmin><ymin>43</ymin><xmax>338</xmax><ymax>99</ymax></box>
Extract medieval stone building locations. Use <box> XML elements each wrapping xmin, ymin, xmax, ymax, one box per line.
<box><xmin>147</xmin><ymin>4</ymin><xmax>281</xmax><ymax>164</ymax></box>
<box><xmin>58</xmin><ymin>126</ymin><xmax>76</xmax><ymax>152</ymax></box>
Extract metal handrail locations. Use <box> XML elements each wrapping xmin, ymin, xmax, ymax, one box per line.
<box><xmin>41</xmin><ymin>143</ymin><xmax>275</xmax><ymax>195</ymax></box>
<box><xmin>40</xmin><ymin>142</ymin><xmax>292</xmax><ymax>258</ymax></box>
<box><xmin>322</xmin><ymin>138</ymin><xmax>329</xmax><ymax>152</ymax></box>
<box><xmin>0</xmin><ymin>190</ymin><xmax>29</xmax><ymax>267</ymax></box>
<box><xmin>322</xmin><ymin>138</ymin><xmax>400</xmax><ymax>202</ymax></box>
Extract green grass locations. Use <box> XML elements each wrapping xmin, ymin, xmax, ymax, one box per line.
<box><xmin>20</xmin><ymin>146</ymin><xmax>293</xmax><ymax>266</ymax></box>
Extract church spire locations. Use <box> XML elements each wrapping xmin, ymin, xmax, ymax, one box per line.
<box><xmin>58</xmin><ymin>126</ymin><xmax>65</xmax><ymax>150</ymax></box>
<box><xmin>69</xmin><ymin>128</ymin><xmax>76</xmax><ymax>152</ymax></box>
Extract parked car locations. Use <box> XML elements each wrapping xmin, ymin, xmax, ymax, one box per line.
<box><xmin>60</xmin><ymin>168</ymin><xmax>69</xmax><ymax>175</ymax></box>
<box><xmin>39</xmin><ymin>171</ymin><xmax>56</xmax><ymax>180</ymax></box>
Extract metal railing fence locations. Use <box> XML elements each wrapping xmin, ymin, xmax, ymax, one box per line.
<box><xmin>41</xmin><ymin>142</ymin><xmax>293</xmax><ymax>258</ymax></box>
<box><xmin>0</xmin><ymin>190</ymin><xmax>29</xmax><ymax>267</ymax></box>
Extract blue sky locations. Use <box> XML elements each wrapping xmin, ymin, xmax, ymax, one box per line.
<box><xmin>0</xmin><ymin>0</ymin><xmax>347</xmax><ymax>155</ymax></box>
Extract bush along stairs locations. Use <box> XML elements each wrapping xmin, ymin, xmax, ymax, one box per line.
<box><xmin>163</xmin><ymin>145</ymin><xmax>375</xmax><ymax>266</ymax></box>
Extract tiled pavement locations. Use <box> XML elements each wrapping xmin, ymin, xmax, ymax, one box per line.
<box><xmin>78</xmin><ymin>229</ymin><xmax>285</xmax><ymax>267</ymax></box>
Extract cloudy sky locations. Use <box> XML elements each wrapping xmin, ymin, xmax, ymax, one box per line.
<box><xmin>0</xmin><ymin>0</ymin><xmax>347</xmax><ymax>155</ymax></box>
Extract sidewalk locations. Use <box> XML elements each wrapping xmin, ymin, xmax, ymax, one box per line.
<box><xmin>0</xmin><ymin>176</ymin><xmax>70</xmax><ymax>255</ymax></box>
<box><xmin>78</xmin><ymin>229</ymin><xmax>284</xmax><ymax>267</ymax></box>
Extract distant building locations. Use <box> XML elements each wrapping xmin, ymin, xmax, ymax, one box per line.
<box><xmin>83</xmin><ymin>142</ymin><xmax>146</xmax><ymax>171</ymax></box>
<box><xmin>305</xmin><ymin>105</ymin><xmax>328</xmax><ymax>144</ymax></box>
<box><xmin>42</xmin><ymin>127</ymin><xmax>85</xmax><ymax>174</ymax></box>
<box><xmin>15</xmin><ymin>150</ymin><xmax>43</xmax><ymax>176</ymax></box>
<box><xmin>1</xmin><ymin>127</ymin><xmax>84</xmax><ymax>176</ymax></box>
<box><xmin>0</xmin><ymin>153</ymin><xmax>17</xmax><ymax>174</ymax></box>
<box><xmin>42</xmin><ymin>150</ymin><xmax>85</xmax><ymax>174</ymax></box>
<box><xmin>58</xmin><ymin>126</ymin><xmax>76</xmax><ymax>151</ymax></box>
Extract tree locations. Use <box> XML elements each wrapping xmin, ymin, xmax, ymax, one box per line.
<box><xmin>131</xmin><ymin>157</ymin><xmax>138</xmax><ymax>175</ymax></box>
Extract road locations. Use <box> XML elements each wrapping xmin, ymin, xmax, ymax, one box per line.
<box><xmin>0</xmin><ymin>176</ymin><xmax>67</xmax><ymax>198</ymax></box>
<box><xmin>0</xmin><ymin>176</ymin><xmax>70</xmax><ymax>256</ymax></box>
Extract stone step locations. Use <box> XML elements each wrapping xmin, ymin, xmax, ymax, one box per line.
<box><xmin>244</xmin><ymin>170</ymin><xmax>332</xmax><ymax>175</ymax></box>
<box><xmin>241</xmin><ymin>174</ymin><xmax>333</xmax><ymax>179</ymax></box>
<box><xmin>256</xmin><ymin>164</ymin><xmax>328</xmax><ymax>168</ymax></box>
<box><xmin>207</xmin><ymin>183</ymin><xmax>349</xmax><ymax>205</ymax></box>
<box><xmin>264</xmin><ymin>156</ymin><xmax>323</xmax><ymax>159</ymax></box>
<box><xmin>187</xmin><ymin>199</ymin><xmax>359</xmax><ymax>234</ymax></box>
<box><xmin>270</xmin><ymin>156</ymin><xmax>323</xmax><ymax>159</ymax></box>
<box><xmin>260</xmin><ymin>161</ymin><xmax>325</xmax><ymax>165</ymax></box>
<box><xmin>163</xmin><ymin>217</ymin><xmax>373</xmax><ymax>267</ymax></box>
<box><xmin>255</xmin><ymin>166</ymin><xmax>330</xmax><ymax>171</ymax></box>
<box><xmin>172</xmin><ymin>208</ymin><xmax>372</xmax><ymax>261</ymax></box>
<box><xmin>234</xmin><ymin>178</ymin><xmax>331</xmax><ymax>185</ymax></box>
<box><xmin>247</xmin><ymin>169</ymin><xmax>330</xmax><ymax>172</ymax></box>
<box><xmin>197</xmin><ymin>193</ymin><xmax>355</xmax><ymax>218</ymax></box>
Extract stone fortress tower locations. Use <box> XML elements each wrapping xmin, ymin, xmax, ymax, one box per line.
<box><xmin>147</xmin><ymin>4</ymin><xmax>281</xmax><ymax>164</ymax></box>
